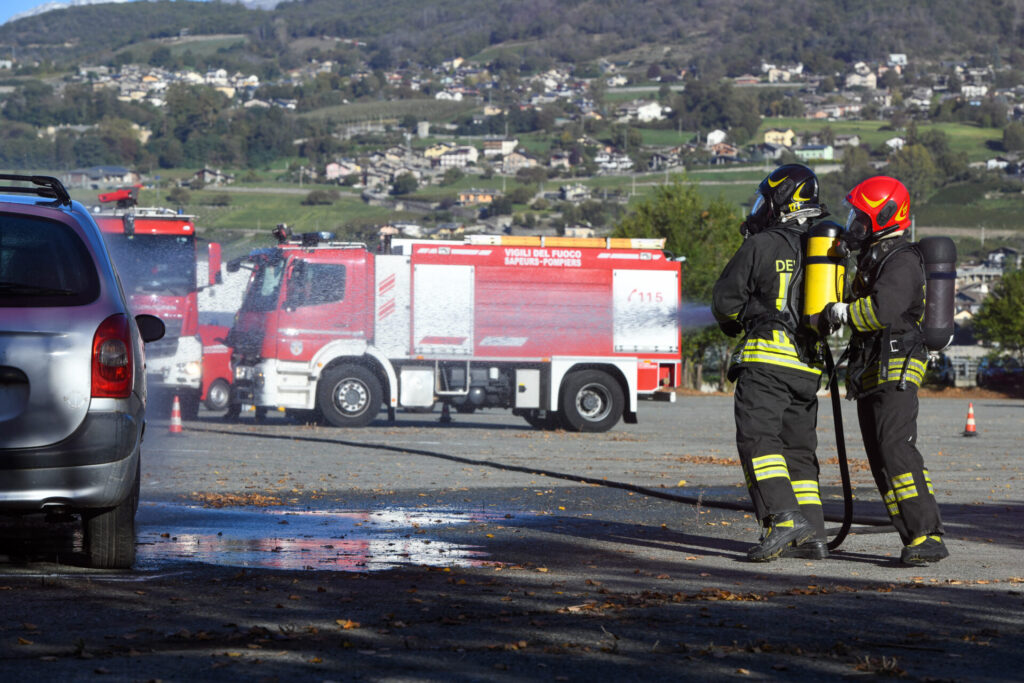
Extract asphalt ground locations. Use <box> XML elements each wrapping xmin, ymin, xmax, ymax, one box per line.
<box><xmin>0</xmin><ymin>393</ymin><xmax>1021</xmax><ymax>681</ymax></box>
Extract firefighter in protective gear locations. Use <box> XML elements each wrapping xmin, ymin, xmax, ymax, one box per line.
<box><xmin>713</xmin><ymin>164</ymin><xmax>829</xmax><ymax>562</ymax></box>
<box><xmin>817</xmin><ymin>175</ymin><xmax>948</xmax><ymax>565</ymax></box>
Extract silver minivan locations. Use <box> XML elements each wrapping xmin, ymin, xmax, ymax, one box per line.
<box><xmin>0</xmin><ymin>175</ymin><xmax>164</xmax><ymax>569</ymax></box>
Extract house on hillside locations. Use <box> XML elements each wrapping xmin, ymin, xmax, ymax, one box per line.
<box><xmin>423</xmin><ymin>142</ymin><xmax>456</xmax><ymax>160</ymax></box>
<box><xmin>709</xmin><ymin>142</ymin><xmax>739</xmax><ymax>158</ymax></box>
<box><xmin>985</xmin><ymin>246</ymin><xmax>1022</xmax><ymax>269</ymax></box>
<box><xmin>763</xmin><ymin>128</ymin><xmax>795</xmax><ymax>148</ymax></box>
<box><xmin>794</xmin><ymin>144</ymin><xmax>834</xmax><ymax>161</ymax></box>
<box><xmin>648</xmin><ymin>150</ymin><xmax>683</xmax><ymax>171</ymax></box>
<box><xmin>754</xmin><ymin>142</ymin><xmax>786</xmax><ymax>162</ymax></box>
<box><xmin>194</xmin><ymin>168</ymin><xmax>234</xmax><ymax>186</ymax></box>
<box><xmin>833</xmin><ymin>134</ymin><xmax>861</xmax><ymax>148</ymax></box>
<box><xmin>559</xmin><ymin>184</ymin><xmax>590</xmax><ymax>202</ymax></box>
<box><xmin>483</xmin><ymin>138</ymin><xmax>518</xmax><ymax>158</ymax></box>
<box><xmin>564</xmin><ymin>225</ymin><xmax>596</xmax><ymax>238</ymax></box>
<box><xmin>324</xmin><ymin>160</ymin><xmax>362</xmax><ymax>182</ymax></box>
<box><xmin>548</xmin><ymin>152</ymin><xmax>572</xmax><ymax>170</ymax></box>
<box><xmin>457</xmin><ymin>189</ymin><xmax>496</xmax><ymax>206</ymax></box>
<box><xmin>502</xmin><ymin>152</ymin><xmax>537</xmax><ymax>174</ymax></box>
<box><xmin>437</xmin><ymin>146</ymin><xmax>479</xmax><ymax>168</ymax></box>
<box><xmin>845</xmin><ymin>62</ymin><xmax>877</xmax><ymax>89</ymax></box>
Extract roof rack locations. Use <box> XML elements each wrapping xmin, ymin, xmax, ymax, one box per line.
<box><xmin>0</xmin><ymin>174</ymin><xmax>72</xmax><ymax>206</ymax></box>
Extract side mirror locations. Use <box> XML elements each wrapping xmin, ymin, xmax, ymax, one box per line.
<box><xmin>136</xmin><ymin>314</ymin><xmax>165</xmax><ymax>343</ymax></box>
<box><xmin>284</xmin><ymin>260</ymin><xmax>307</xmax><ymax>311</ymax></box>
<box><xmin>208</xmin><ymin>242</ymin><xmax>223</xmax><ymax>286</ymax></box>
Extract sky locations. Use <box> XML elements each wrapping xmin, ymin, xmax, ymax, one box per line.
<box><xmin>0</xmin><ymin>0</ymin><xmax>276</xmax><ymax>26</ymax></box>
<box><xmin>0</xmin><ymin>0</ymin><xmax>139</xmax><ymax>25</ymax></box>
<box><xmin>1</xmin><ymin>0</ymin><xmax>49</xmax><ymax>24</ymax></box>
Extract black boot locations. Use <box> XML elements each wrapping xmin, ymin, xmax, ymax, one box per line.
<box><xmin>747</xmin><ymin>510</ymin><xmax>815</xmax><ymax>562</ymax></box>
<box><xmin>900</xmin><ymin>535</ymin><xmax>948</xmax><ymax>565</ymax></box>
<box><xmin>781</xmin><ymin>539</ymin><xmax>829</xmax><ymax>560</ymax></box>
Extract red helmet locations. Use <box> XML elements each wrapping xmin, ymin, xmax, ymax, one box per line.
<box><xmin>844</xmin><ymin>176</ymin><xmax>910</xmax><ymax>247</ymax></box>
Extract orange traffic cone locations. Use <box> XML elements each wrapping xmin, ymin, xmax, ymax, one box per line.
<box><xmin>169</xmin><ymin>395</ymin><xmax>183</xmax><ymax>435</ymax></box>
<box><xmin>962</xmin><ymin>402</ymin><xmax>977</xmax><ymax>437</ymax></box>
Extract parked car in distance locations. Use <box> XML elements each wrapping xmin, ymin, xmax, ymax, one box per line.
<box><xmin>0</xmin><ymin>174</ymin><xmax>165</xmax><ymax>568</ymax></box>
<box><xmin>975</xmin><ymin>355</ymin><xmax>1024</xmax><ymax>393</ymax></box>
<box><xmin>925</xmin><ymin>353</ymin><xmax>956</xmax><ymax>387</ymax></box>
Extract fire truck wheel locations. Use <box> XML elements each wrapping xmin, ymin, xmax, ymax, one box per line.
<box><xmin>317</xmin><ymin>364</ymin><xmax>382</xmax><ymax>428</ymax></box>
<box><xmin>560</xmin><ymin>369</ymin><xmax>624</xmax><ymax>433</ymax></box>
<box><xmin>204</xmin><ymin>379</ymin><xmax>231</xmax><ymax>411</ymax></box>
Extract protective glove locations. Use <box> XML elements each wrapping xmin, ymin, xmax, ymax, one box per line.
<box><xmin>718</xmin><ymin>319</ymin><xmax>744</xmax><ymax>338</ymax></box>
<box><xmin>816</xmin><ymin>302</ymin><xmax>849</xmax><ymax>337</ymax></box>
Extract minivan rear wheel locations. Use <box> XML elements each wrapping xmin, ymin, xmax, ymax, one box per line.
<box><xmin>82</xmin><ymin>466</ymin><xmax>138</xmax><ymax>569</ymax></box>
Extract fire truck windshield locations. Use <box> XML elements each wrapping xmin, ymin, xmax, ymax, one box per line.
<box><xmin>104</xmin><ymin>234</ymin><xmax>197</xmax><ymax>296</ymax></box>
<box><xmin>240</xmin><ymin>257</ymin><xmax>286</xmax><ymax>312</ymax></box>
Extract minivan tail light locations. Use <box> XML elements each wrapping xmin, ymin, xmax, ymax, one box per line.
<box><xmin>92</xmin><ymin>314</ymin><xmax>133</xmax><ymax>398</ymax></box>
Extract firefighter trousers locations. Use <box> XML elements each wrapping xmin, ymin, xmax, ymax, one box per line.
<box><xmin>733</xmin><ymin>364</ymin><xmax>825</xmax><ymax>541</ymax></box>
<box><xmin>856</xmin><ymin>383</ymin><xmax>944</xmax><ymax>544</ymax></box>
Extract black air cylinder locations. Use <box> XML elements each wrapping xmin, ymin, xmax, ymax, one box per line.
<box><xmin>919</xmin><ymin>236</ymin><xmax>957</xmax><ymax>352</ymax></box>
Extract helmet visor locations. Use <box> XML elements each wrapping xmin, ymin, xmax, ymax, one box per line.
<box><xmin>844</xmin><ymin>205</ymin><xmax>873</xmax><ymax>245</ymax></box>
<box><xmin>844</xmin><ymin>206</ymin><xmax>859</xmax><ymax>231</ymax></box>
<box><xmin>749</xmin><ymin>193</ymin><xmax>766</xmax><ymax>218</ymax></box>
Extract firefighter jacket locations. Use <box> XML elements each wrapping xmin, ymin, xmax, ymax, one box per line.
<box><xmin>845</xmin><ymin>235</ymin><xmax>927</xmax><ymax>398</ymax></box>
<box><xmin>712</xmin><ymin>222</ymin><xmax>823</xmax><ymax>380</ymax></box>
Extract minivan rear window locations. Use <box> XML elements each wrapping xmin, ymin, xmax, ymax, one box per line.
<box><xmin>0</xmin><ymin>213</ymin><xmax>101</xmax><ymax>307</ymax></box>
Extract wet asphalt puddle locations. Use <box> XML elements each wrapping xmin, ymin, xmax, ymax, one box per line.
<box><xmin>136</xmin><ymin>502</ymin><xmax>498</xmax><ymax>572</ymax></box>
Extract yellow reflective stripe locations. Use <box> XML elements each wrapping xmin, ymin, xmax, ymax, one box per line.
<box><xmin>883</xmin><ymin>489</ymin><xmax>900</xmax><ymax>515</ymax></box>
<box><xmin>776</xmin><ymin>271</ymin><xmax>791</xmax><ymax>311</ymax></box>
<box><xmin>858</xmin><ymin>358</ymin><xmax>928</xmax><ymax>390</ymax></box>
<box><xmin>739</xmin><ymin>353</ymin><xmax>823</xmax><ymax>375</ymax></box>
<box><xmin>792</xmin><ymin>479</ymin><xmax>821</xmax><ymax>505</ymax></box>
<box><xmin>893</xmin><ymin>473</ymin><xmax>919</xmax><ymax>501</ymax></box>
<box><xmin>924</xmin><ymin>470</ymin><xmax>934</xmax><ymax>495</ymax></box>
<box><xmin>745</xmin><ymin>336</ymin><xmax>801</xmax><ymax>355</ymax></box>
<box><xmin>752</xmin><ymin>454</ymin><xmax>790</xmax><ymax>482</ymax></box>
<box><xmin>850</xmin><ymin>296</ymin><xmax>883</xmax><ymax>332</ymax></box>
<box><xmin>737</xmin><ymin>337</ymin><xmax>823</xmax><ymax>375</ymax></box>
<box><xmin>891</xmin><ymin>472</ymin><xmax>915</xmax><ymax>487</ymax></box>
<box><xmin>862</xmin><ymin>296</ymin><xmax>882</xmax><ymax>330</ymax></box>
<box><xmin>895</xmin><ymin>489</ymin><xmax>917</xmax><ymax>501</ymax></box>
<box><xmin>756</xmin><ymin>467</ymin><xmax>789</xmax><ymax>480</ymax></box>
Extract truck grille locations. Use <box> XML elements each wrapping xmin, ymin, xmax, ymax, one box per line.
<box><xmin>146</xmin><ymin>336</ymin><xmax>180</xmax><ymax>359</ymax></box>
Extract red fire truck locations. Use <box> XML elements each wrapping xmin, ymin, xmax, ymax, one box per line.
<box><xmin>93</xmin><ymin>194</ymin><xmax>221</xmax><ymax>418</ymax></box>
<box><xmin>226</xmin><ymin>229</ymin><xmax>682</xmax><ymax>432</ymax></box>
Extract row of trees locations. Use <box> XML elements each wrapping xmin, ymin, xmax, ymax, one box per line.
<box><xmin>0</xmin><ymin>83</ymin><xmax>299</xmax><ymax>171</ymax></box>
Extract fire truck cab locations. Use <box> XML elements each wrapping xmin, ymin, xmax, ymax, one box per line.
<box><xmin>94</xmin><ymin>204</ymin><xmax>221</xmax><ymax>417</ymax></box>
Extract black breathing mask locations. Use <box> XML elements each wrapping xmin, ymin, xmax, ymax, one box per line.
<box><xmin>740</xmin><ymin>193</ymin><xmax>770</xmax><ymax>238</ymax></box>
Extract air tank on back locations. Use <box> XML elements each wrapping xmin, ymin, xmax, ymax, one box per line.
<box><xmin>802</xmin><ymin>220</ymin><xmax>846</xmax><ymax>323</ymax></box>
<box><xmin>918</xmin><ymin>236</ymin><xmax>957</xmax><ymax>352</ymax></box>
